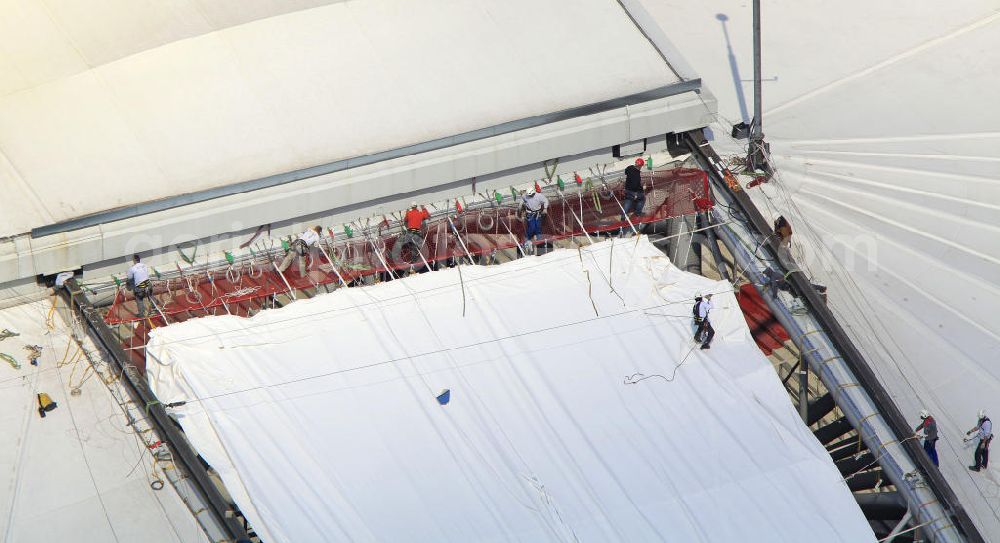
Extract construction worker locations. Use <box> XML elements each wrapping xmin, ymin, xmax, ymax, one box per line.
<box><xmin>694</xmin><ymin>293</ymin><xmax>715</xmax><ymax>349</ymax></box>
<box><xmin>965</xmin><ymin>409</ymin><xmax>993</xmax><ymax>472</ymax></box>
<box><xmin>277</xmin><ymin>226</ymin><xmax>322</xmax><ymax>277</ymax></box>
<box><xmin>519</xmin><ymin>187</ymin><xmax>549</xmax><ymax>255</ymax></box>
<box><xmin>393</xmin><ymin>202</ymin><xmax>431</xmax><ymax>265</ymax></box>
<box><xmin>692</xmin><ymin>293</ymin><xmax>704</xmax><ymax>336</ymax></box>
<box><xmin>126</xmin><ymin>254</ymin><xmax>153</xmax><ymax>318</ymax></box>
<box><xmin>914</xmin><ymin>409</ymin><xmax>939</xmax><ymax>467</ymax></box>
<box><xmin>620</xmin><ymin>157</ymin><xmax>647</xmax><ymax>220</ymax></box>
<box><xmin>773</xmin><ymin>215</ymin><xmax>793</xmax><ymax>248</ymax></box>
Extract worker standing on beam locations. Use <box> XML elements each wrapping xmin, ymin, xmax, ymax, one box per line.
<box><xmin>519</xmin><ymin>187</ymin><xmax>548</xmax><ymax>255</ymax></box>
<box><xmin>126</xmin><ymin>254</ymin><xmax>153</xmax><ymax>319</ymax></box>
<box><xmin>914</xmin><ymin>409</ymin><xmax>939</xmax><ymax>467</ymax></box>
<box><xmin>694</xmin><ymin>293</ymin><xmax>715</xmax><ymax>349</ymax></box>
<box><xmin>965</xmin><ymin>409</ymin><xmax>992</xmax><ymax>472</ymax></box>
<box><xmin>620</xmin><ymin>158</ymin><xmax>647</xmax><ymax>220</ymax></box>
<box><xmin>277</xmin><ymin>226</ymin><xmax>322</xmax><ymax>277</ymax></box>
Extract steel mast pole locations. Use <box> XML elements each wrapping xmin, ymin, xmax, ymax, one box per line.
<box><xmin>748</xmin><ymin>0</ymin><xmax>770</xmax><ymax>173</ymax></box>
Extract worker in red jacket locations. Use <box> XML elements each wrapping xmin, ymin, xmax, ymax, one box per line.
<box><xmin>393</xmin><ymin>202</ymin><xmax>431</xmax><ymax>265</ymax></box>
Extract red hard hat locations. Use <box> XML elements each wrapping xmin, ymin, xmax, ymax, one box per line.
<box><xmin>635</xmin><ymin>158</ymin><xmax>645</xmax><ymax>168</ymax></box>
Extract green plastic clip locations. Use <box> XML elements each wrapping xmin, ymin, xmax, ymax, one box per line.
<box><xmin>224</xmin><ymin>251</ymin><xmax>235</xmax><ymax>265</ymax></box>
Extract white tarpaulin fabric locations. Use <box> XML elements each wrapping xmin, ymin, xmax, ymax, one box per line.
<box><xmin>147</xmin><ymin>238</ymin><xmax>873</xmax><ymax>542</ymax></box>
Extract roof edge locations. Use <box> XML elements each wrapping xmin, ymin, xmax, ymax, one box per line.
<box><xmin>31</xmin><ymin>80</ymin><xmax>702</xmax><ymax>238</ymax></box>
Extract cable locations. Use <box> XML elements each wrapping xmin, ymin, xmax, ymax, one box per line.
<box><xmin>155</xmin><ymin>294</ymin><xmax>726</xmax><ymax>408</ymax></box>
<box><xmin>133</xmin><ymin>242</ymin><xmax>724</xmax><ymax>352</ymax></box>
<box><xmin>623</xmin><ymin>344</ymin><xmax>700</xmax><ymax>384</ymax></box>
<box><xmin>736</xmin><ymin>132</ymin><xmax>1000</xmax><ymax>525</ymax></box>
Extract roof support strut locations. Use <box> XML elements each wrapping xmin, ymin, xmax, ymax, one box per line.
<box><xmin>60</xmin><ymin>279</ymin><xmax>250</xmax><ymax>542</ymax></box>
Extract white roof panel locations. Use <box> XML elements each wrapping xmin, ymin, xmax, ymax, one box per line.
<box><xmin>0</xmin><ymin>0</ymin><xmax>679</xmax><ymax>237</ymax></box>
<box><xmin>0</xmin><ymin>300</ymin><xmax>207</xmax><ymax>542</ymax></box>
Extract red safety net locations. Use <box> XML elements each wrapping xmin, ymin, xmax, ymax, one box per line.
<box><xmin>736</xmin><ymin>283</ymin><xmax>791</xmax><ymax>356</ymax></box>
<box><xmin>107</xmin><ymin>168</ymin><xmax>710</xmax><ymax>371</ymax></box>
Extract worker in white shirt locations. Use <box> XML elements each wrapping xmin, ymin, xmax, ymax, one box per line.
<box><xmin>126</xmin><ymin>254</ymin><xmax>153</xmax><ymax>318</ymax></box>
<box><xmin>694</xmin><ymin>293</ymin><xmax>715</xmax><ymax>349</ymax></box>
<box><xmin>277</xmin><ymin>226</ymin><xmax>322</xmax><ymax>277</ymax></box>
<box><xmin>965</xmin><ymin>409</ymin><xmax>993</xmax><ymax>472</ymax></box>
<box><xmin>519</xmin><ymin>188</ymin><xmax>549</xmax><ymax>255</ymax></box>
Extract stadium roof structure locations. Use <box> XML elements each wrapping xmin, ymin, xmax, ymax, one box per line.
<box><xmin>645</xmin><ymin>0</ymin><xmax>1000</xmax><ymax>537</ymax></box>
<box><xmin>1</xmin><ymin>0</ymin><xmax>996</xmax><ymax>540</ymax></box>
<box><xmin>0</xmin><ymin>0</ymin><xmax>712</xmax><ymax>289</ymax></box>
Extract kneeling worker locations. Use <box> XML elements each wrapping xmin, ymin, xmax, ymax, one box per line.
<box><xmin>278</xmin><ymin>226</ymin><xmax>322</xmax><ymax>277</ymax></box>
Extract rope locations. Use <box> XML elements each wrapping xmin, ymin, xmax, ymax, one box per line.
<box><xmin>0</xmin><ymin>353</ymin><xmax>19</xmax><ymax>370</ymax></box>
<box><xmin>623</xmin><ymin>344</ymin><xmax>700</xmax><ymax>385</ymax></box>
<box><xmin>156</xmin><ymin>296</ymin><xmax>711</xmax><ymax>407</ymax></box>
<box><xmin>839</xmin><ymin>435</ymin><xmax>921</xmax><ymax>483</ymax></box>
<box><xmin>457</xmin><ymin>260</ymin><xmax>467</xmax><ymax>318</ymax></box>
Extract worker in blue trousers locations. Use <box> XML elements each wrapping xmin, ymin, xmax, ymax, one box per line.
<box><xmin>914</xmin><ymin>409</ymin><xmax>939</xmax><ymax>467</ymax></box>
<box><xmin>519</xmin><ymin>188</ymin><xmax>549</xmax><ymax>255</ymax></box>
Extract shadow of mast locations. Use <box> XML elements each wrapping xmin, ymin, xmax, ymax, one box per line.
<box><xmin>717</xmin><ymin>13</ymin><xmax>750</xmax><ymax>124</ymax></box>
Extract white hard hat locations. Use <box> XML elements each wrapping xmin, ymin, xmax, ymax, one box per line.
<box><xmin>410</xmin><ymin>201</ymin><xmax>418</xmax><ymax>208</ymax></box>
<box><xmin>919</xmin><ymin>409</ymin><xmax>929</xmax><ymax>419</ymax></box>
<box><xmin>979</xmin><ymin>409</ymin><xmax>986</xmax><ymax>419</ymax></box>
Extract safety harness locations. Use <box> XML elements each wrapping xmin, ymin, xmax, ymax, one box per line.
<box><xmin>523</xmin><ymin>195</ymin><xmax>545</xmax><ymax>219</ymax></box>
<box><xmin>980</xmin><ymin>417</ymin><xmax>993</xmax><ymax>445</ymax></box>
